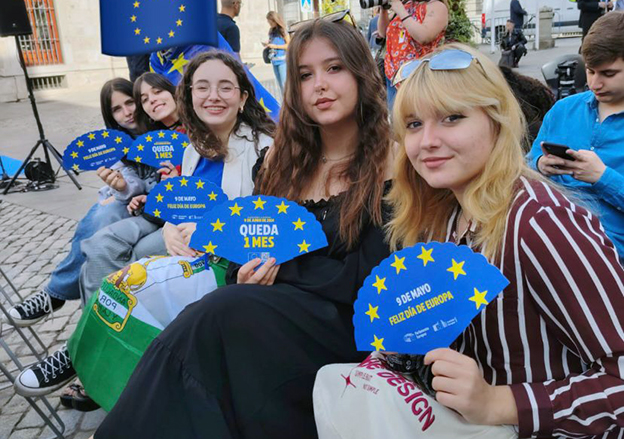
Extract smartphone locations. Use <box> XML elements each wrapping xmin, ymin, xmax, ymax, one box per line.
<box><xmin>541</xmin><ymin>141</ymin><xmax>576</xmax><ymax>161</ymax></box>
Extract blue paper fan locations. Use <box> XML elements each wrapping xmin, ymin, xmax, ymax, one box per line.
<box><xmin>190</xmin><ymin>195</ymin><xmax>328</xmax><ymax>265</ymax></box>
<box><xmin>62</xmin><ymin>129</ymin><xmax>131</xmax><ymax>171</ymax></box>
<box><xmin>144</xmin><ymin>176</ymin><xmax>228</xmax><ymax>224</ymax></box>
<box><xmin>126</xmin><ymin>130</ymin><xmax>189</xmax><ymax>168</ymax></box>
<box><xmin>353</xmin><ymin>242</ymin><xmax>509</xmax><ymax>355</ymax></box>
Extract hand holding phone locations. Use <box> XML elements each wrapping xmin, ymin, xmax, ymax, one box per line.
<box><xmin>541</xmin><ymin>141</ymin><xmax>576</xmax><ymax>161</ymax></box>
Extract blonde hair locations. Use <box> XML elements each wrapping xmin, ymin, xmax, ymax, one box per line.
<box><xmin>387</xmin><ymin>43</ymin><xmax>544</xmax><ymax>261</ymax></box>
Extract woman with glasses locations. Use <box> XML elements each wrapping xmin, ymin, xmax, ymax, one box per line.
<box><xmin>378</xmin><ymin>0</ymin><xmax>448</xmax><ymax>109</ymax></box>
<box><xmin>94</xmin><ymin>19</ymin><xmax>393</xmax><ymax>439</ymax></box>
<box><xmin>313</xmin><ymin>43</ymin><xmax>624</xmax><ymax>438</ymax></box>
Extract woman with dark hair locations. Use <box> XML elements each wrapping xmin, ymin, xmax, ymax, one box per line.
<box><xmin>132</xmin><ymin>72</ymin><xmax>180</xmax><ymax>133</ymax></box>
<box><xmin>94</xmin><ymin>19</ymin><xmax>393</xmax><ymax>439</ymax></box>
<box><xmin>10</xmin><ymin>78</ymin><xmax>157</xmax><ymax>408</ymax></box>
<box><xmin>263</xmin><ymin>10</ymin><xmax>290</xmax><ymax>93</ymax></box>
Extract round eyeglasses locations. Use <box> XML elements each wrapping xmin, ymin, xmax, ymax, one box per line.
<box><xmin>190</xmin><ymin>83</ymin><xmax>241</xmax><ymax>99</ymax></box>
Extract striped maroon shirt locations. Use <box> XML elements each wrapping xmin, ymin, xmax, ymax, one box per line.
<box><xmin>450</xmin><ymin>177</ymin><xmax>624</xmax><ymax>438</ymax></box>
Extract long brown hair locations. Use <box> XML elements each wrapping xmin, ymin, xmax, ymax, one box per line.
<box><xmin>257</xmin><ymin>20</ymin><xmax>391</xmax><ymax>249</ymax></box>
<box><xmin>267</xmin><ymin>11</ymin><xmax>287</xmax><ymax>38</ymax></box>
<box><xmin>133</xmin><ymin>73</ymin><xmax>177</xmax><ymax>133</ymax></box>
<box><xmin>176</xmin><ymin>50</ymin><xmax>275</xmax><ymax>160</ymax></box>
<box><xmin>100</xmin><ymin>78</ymin><xmax>136</xmax><ymax>135</ymax></box>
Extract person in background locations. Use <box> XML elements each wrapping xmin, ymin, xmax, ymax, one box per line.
<box><xmin>500</xmin><ymin>20</ymin><xmax>527</xmax><ymax>68</ymax></box>
<box><xmin>528</xmin><ymin>11</ymin><xmax>624</xmax><ymax>261</ymax></box>
<box><xmin>125</xmin><ymin>54</ymin><xmax>150</xmax><ymax>82</ymax></box>
<box><xmin>578</xmin><ymin>0</ymin><xmax>612</xmax><ymax>40</ymax></box>
<box><xmin>510</xmin><ymin>0</ymin><xmax>528</xmax><ymax>29</ymax></box>
<box><xmin>263</xmin><ymin>11</ymin><xmax>290</xmax><ymax>94</ymax></box>
<box><xmin>378</xmin><ymin>0</ymin><xmax>448</xmax><ymax>109</ymax></box>
<box><xmin>217</xmin><ymin>0</ymin><xmax>242</xmax><ymax>57</ymax></box>
<box><xmin>367</xmin><ymin>6</ymin><xmax>381</xmax><ymax>49</ymax></box>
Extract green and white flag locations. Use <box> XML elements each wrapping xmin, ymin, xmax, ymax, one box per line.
<box><xmin>67</xmin><ymin>254</ymin><xmax>228</xmax><ymax>411</ymax></box>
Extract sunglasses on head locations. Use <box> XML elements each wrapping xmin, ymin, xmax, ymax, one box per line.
<box><xmin>391</xmin><ymin>49</ymin><xmax>480</xmax><ymax>87</ymax></box>
<box><xmin>288</xmin><ymin>9</ymin><xmax>356</xmax><ymax>34</ymax></box>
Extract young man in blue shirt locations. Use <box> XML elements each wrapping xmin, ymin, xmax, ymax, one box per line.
<box><xmin>528</xmin><ymin>12</ymin><xmax>624</xmax><ymax>261</ymax></box>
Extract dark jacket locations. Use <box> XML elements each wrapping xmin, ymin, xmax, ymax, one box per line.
<box><xmin>578</xmin><ymin>0</ymin><xmax>606</xmax><ymax>35</ymax></box>
<box><xmin>510</xmin><ymin>0</ymin><xmax>528</xmax><ymax>28</ymax></box>
<box><xmin>501</xmin><ymin>28</ymin><xmax>528</xmax><ymax>51</ymax></box>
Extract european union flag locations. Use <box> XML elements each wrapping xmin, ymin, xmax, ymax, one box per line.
<box><xmin>100</xmin><ymin>0</ymin><xmax>218</xmax><ymax>56</ymax></box>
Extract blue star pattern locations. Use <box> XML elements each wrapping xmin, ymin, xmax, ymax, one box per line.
<box><xmin>190</xmin><ymin>196</ymin><xmax>328</xmax><ymax>265</ymax></box>
<box><xmin>100</xmin><ymin>0</ymin><xmax>218</xmax><ymax>56</ymax></box>
<box><xmin>126</xmin><ymin>130</ymin><xmax>189</xmax><ymax>168</ymax></box>
<box><xmin>353</xmin><ymin>242</ymin><xmax>509</xmax><ymax>354</ymax></box>
<box><xmin>144</xmin><ymin>176</ymin><xmax>227</xmax><ymax>224</ymax></box>
<box><xmin>63</xmin><ymin>129</ymin><xmax>131</xmax><ymax>172</ymax></box>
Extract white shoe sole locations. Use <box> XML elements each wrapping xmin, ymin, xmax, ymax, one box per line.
<box><xmin>13</xmin><ymin>371</ymin><xmax>77</xmax><ymax>397</ymax></box>
<box><xmin>4</xmin><ymin>312</ymin><xmax>48</xmax><ymax>328</ymax></box>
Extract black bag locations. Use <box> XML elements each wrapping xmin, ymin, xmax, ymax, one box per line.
<box><xmin>25</xmin><ymin>158</ymin><xmax>55</xmax><ymax>184</ymax></box>
<box><xmin>262</xmin><ymin>47</ymin><xmax>274</xmax><ymax>64</ymax></box>
<box><xmin>498</xmin><ymin>50</ymin><xmax>514</xmax><ymax>68</ymax></box>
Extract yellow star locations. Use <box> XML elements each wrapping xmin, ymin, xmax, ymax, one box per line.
<box><xmin>134</xmin><ymin>28</ymin><xmax>141</xmax><ymax>35</ymax></box>
<box><xmin>229</xmin><ymin>203</ymin><xmax>243</xmax><ymax>216</ymax></box>
<box><xmin>252</xmin><ymin>197</ymin><xmax>266</xmax><ymax>210</ymax></box>
<box><xmin>70</xmin><ymin>151</ymin><xmax>79</xmax><ymax>159</ymax></box>
<box><xmin>259</xmin><ymin>97</ymin><xmax>271</xmax><ymax>114</ymax></box>
<box><xmin>76</xmin><ymin>140</ymin><xmax>84</xmax><ymax>147</ymax></box>
<box><xmin>145</xmin><ymin>135</ymin><xmax>153</xmax><ymax>142</ymax></box>
<box><xmin>365</xmin><ymin>304</ymin><xmax>380</xmax><ymax>323</ymax></box>
<box><xmin>137</xmin><ymin>144</ymin><xmax>144</xmax><ymax>151</ymax></box>
<box><xmin>171</xmin><ymin>133</ymin><xmax>178</xmax><ymax>140</ymax></box>
<box><xmin>179</xmin><ymin>4</ymin><xmax>186</xmax><ymax>12</ymax></box>
<box><xmin>208</xmin><ymin>191</ymin><xmax>217</xmax><ymax>201</ymax></box>
<box><xmin>72</xmin><ymin>164</ymin><xmax>80</xmax><ymax>171</ymax></box>
<box><xmin>168</xmin><ymin>30</ymin><xmax>175</xmax><ymax>38</ymax></box>
<box><xmin>195</xmin><ymin>180</ymin><xmax>205</xmax><ymax>189</ymax></box>
<box><xmin>469</xmin><ymin>288</ymin><xmax>489</xmax><ymax>310</ymax></box>
<box><xmin>371</xmin><ymin>335</ymin><xmax>385</xmax><ymax>351</ymax></box>
<box><xmin>447</xmin><ymin>259</ymin><xmax>467</xmax><ymax>280</ymax></box>
<box><xmin>181</xmin><ymin>141</ymin><xmax>189</xmax><ymax>148</ymax></box>
<box><xmin>88</xmin><ymin>133</ymin><xmax>96</xmax><ymax>140</ymax></box>
<box><xmin>417</xmin><ymin>247</ymin><xmax>435</xmax><ymax>267</ymax></box>
<box><xmin>122</xmin><ymin>147</ymin><xmax>130</xmax><ymax>155</ymax></box>
<box><xmin>298</xmin><ymin>240</ymin><xmax>311</xmax><ymax>253</ymax></box>
<box><xmin>165</xmin><ymin>182</ymin><xmax>174</xmax><ymax>191</ymax></box>
<box><xmin>372</xmin><ymin>275</ymin><xmax>387</xmax><ymax>294</ymax></box>
<box><xmin>168</xmin><ymin>52</ymin><xmax>188</xmax><ymax>75</ymax></box>
<box><xmin>155</xmin><ymin>193</ymin><xmax>164</xmax><ymax>202</ymax></box>
<box><xmin>276</xmin><ymin>201</ymin><xmax>289</xmax><ymax>214</ymax></box>
<box><xmin>130</xmin><ymin>15</ymin><xmax>137</xmax><ymax>22</ymax></box>
<box><xmin>211</xmin><ymin>219</ymin><xmax>225</xmax><ymax>232</ymax></box>
<box><xmin>292</xmin><ymin>218</ymin><xmax>306</xmax><ymax>230</ymax></box>
<box><xmin>134</xmin><ymin>156</ymin><xmax>142</xmax><ymax>163</ymax></box>
<box><xmin>143</xmin><ymin>37</ymin><xmax>150</xmax><ymax>44</ymax></box>
<box><xmin>101</xmin><ymin>131</ymin><xmax>109</xmax><ymax>138</ymax></box>
<box><xmin>153</xmin><ymin>209</ymin><xmax>161</xmax><ymax>218</ymax></box>
<box><xmin>390</xmin><ymin>255</ymin><xmax>407</xmax><ymax>274</ymax></box>
<box><xmin>176</xmin><ymin>19</ymin><xmax>183</xmax><ymax>26</ymax></box>
<box><xmin>133</xmin><ymin>0</ymin><xmax>140</xmax><ymax>8</ymax></box>
<box><xmin>179</xmin><ymin>177</ymin><xmax>188</xmax><ymax>187</ymax></box>
<box><xmin>156</xmin><ymin>37</ymin><xmax>163</xmax><ymax>45</ymax></box>
<box><xmin>203</xmin><ymin>241</ymin><xmax>218</xmax><ymax>254</ymax></box>
<box><xmin>114</xmin><ymin>136</ymin><xmax>123</xmax><ymax>144</ymax></box>
<box><xmin>158</xmin><ymin>131</ymin><xmax>165</xmax><ymax>138</ymax></box>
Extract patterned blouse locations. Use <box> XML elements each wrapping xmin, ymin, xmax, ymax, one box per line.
<box><xmin>384</xmin><ymin>1</ymin><xmax>446</xmax><ymax>83</ymax></box>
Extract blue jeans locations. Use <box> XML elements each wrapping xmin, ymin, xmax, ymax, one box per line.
<box><xmin>272</xmin><ymin>62</ymin><xmax>287</xmax><ymax>94</ymax></box>
<box><xmin>386</xmin><ymin>77</ymin><xmax>397</xmax><ymax>112</ymax></box>
<box><xmin>45</xmin><ymin>201</ymin><xmax>130</xmax><ymax>301</ymax></box>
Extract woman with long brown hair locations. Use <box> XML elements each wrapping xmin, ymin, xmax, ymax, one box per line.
<box><xmin>263</xmin><ymin>10</ymin><xmax>290</xmax><ymax>93</ymax></box>
<box><xmin>94</xmin><ymin>18</ymin><xmax>393</xmax><ymax>439</ymax></box>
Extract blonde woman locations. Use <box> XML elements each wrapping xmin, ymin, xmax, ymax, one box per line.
<box><xmin>313</xmin><ymin>44</ymin><xmax>624</xmax><ymax>438</ymax></box>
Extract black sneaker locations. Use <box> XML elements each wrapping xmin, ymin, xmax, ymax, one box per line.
<box><xmin>14</xmin><ymin>344</ymin><xmax>76</xmax><ymax>397</ymax></box>
<box><xmin>7</xmin><ymin>290</ymin><xmax>65</xmax><ymax>327</ymax></box>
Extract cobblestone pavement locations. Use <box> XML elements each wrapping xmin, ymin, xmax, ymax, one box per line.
<box><xmin>0</xmin><ymin>200</ymin><xmax>105</xmax><ymax>439</ymax></box>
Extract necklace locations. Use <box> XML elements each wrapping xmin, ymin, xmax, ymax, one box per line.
<box><xmin>454</xmin><ymin>209</ymin><xmax>472</xmax><ymax>244</ymax></box>
<box><xmin>321</xmin><ymin>153</ymin><xmax>354</xmax><ymax>164</ymax></box>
